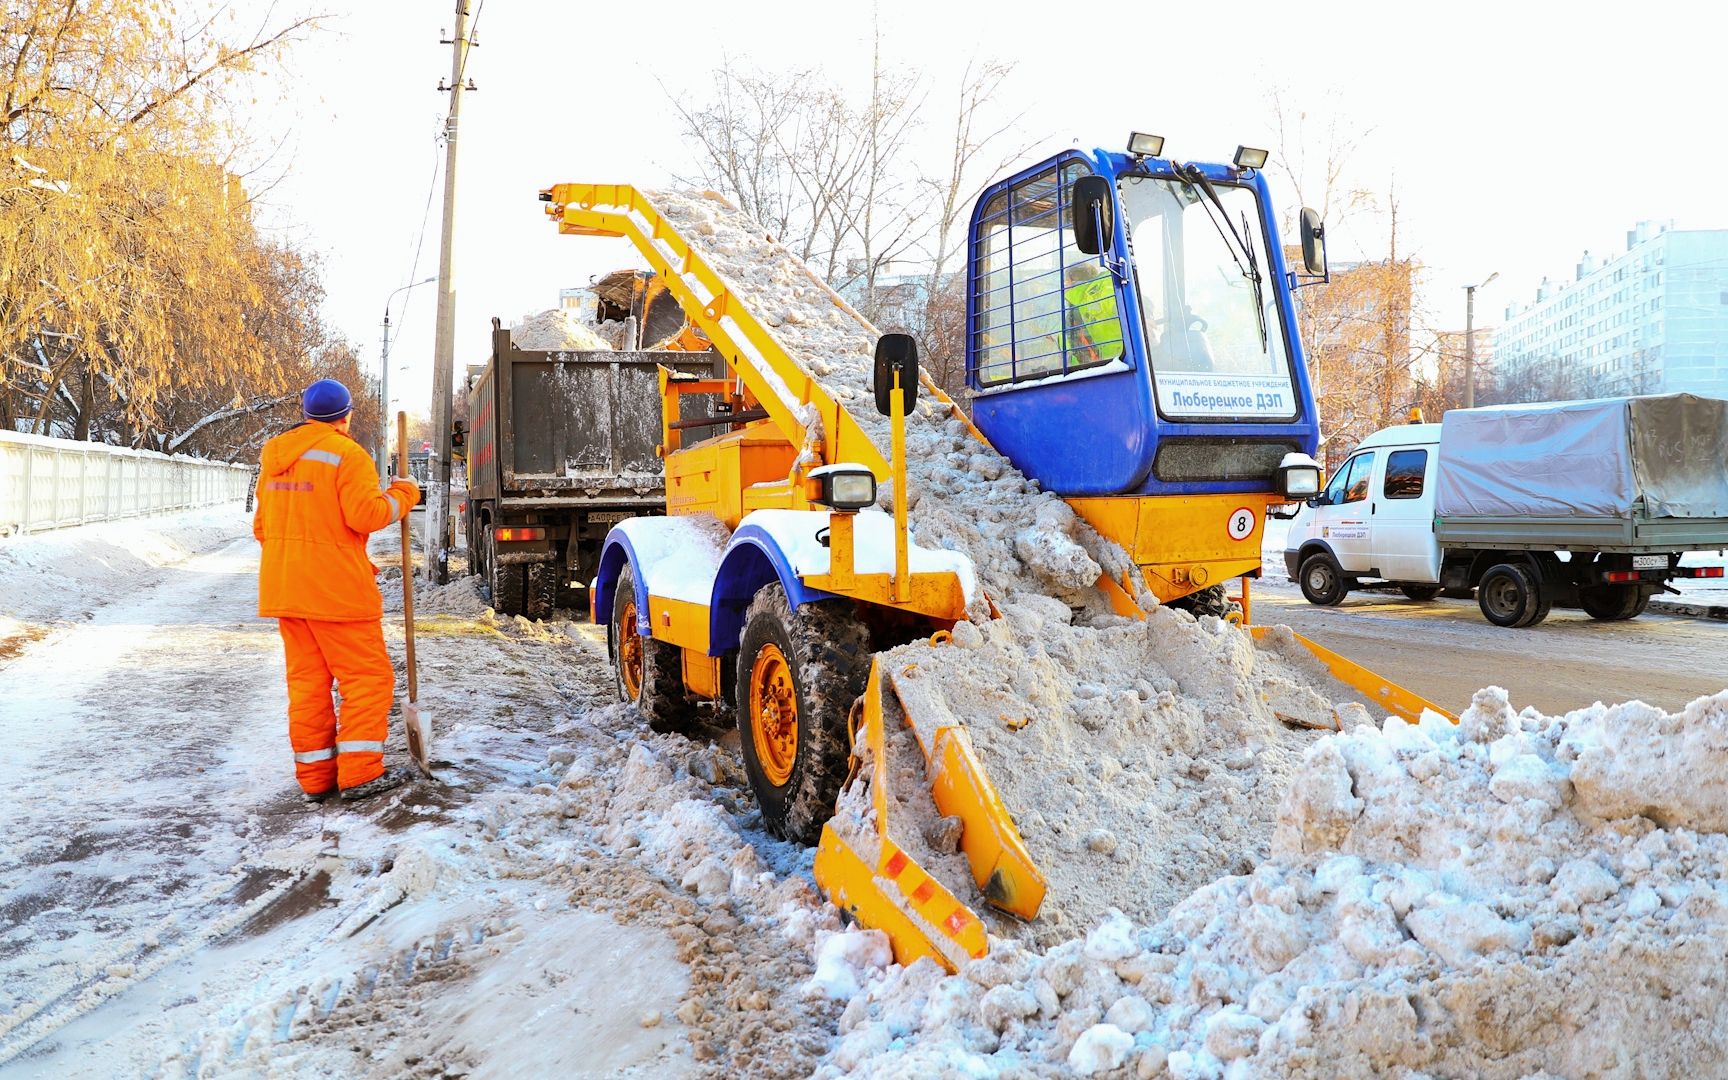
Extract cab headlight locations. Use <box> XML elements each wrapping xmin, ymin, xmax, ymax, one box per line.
<box><xmin>1277</xmin><ymin>453</ymin><xmax>1322</xmax><ymax>499</ymax></box>
<box><xmin>807</xmin><ymin>464</ymin><xmax>877</xmax><ymax>511</ymax></box>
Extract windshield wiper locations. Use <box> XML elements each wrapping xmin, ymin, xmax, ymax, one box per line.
<box><xmin>1177</xmin><ymin>164</ymin><xmax>1269</xmax><ymax>350</ymax></box>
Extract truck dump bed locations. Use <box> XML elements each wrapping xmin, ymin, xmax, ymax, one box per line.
<box><xmin>468</xmin><ymin>323</ymin><xmax>718</xmax><ymax>508</ymax></box>
<box><xmin>1435</xmin><ymin>394</ymin><xmax>1728</xmax><ymax>552</ymax></box>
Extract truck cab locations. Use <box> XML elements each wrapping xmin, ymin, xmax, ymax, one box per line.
<box><xmin>1284</xmin><ymin>423</ymin><xmax>1443</xmax><ymax>603</ymax></box>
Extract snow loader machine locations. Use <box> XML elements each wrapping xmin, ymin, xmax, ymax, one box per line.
<box><xmin>541</xmin><ymin>134</ymin><xmax>1448</xmax><ymax>970</ymax></box>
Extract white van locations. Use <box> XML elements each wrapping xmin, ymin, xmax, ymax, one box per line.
<box><xmin>1282</xmin><ymin>397</ymin><xmax>1728</xmax><ymax>628</ymax></box>
<box><xmin>1282</xmin><ymin>422</ymin><xmax>1447</xmax><ymax>604</ymax></box>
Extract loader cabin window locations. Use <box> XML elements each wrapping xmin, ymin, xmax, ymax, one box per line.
<box><xmin>973</xmin><ymin>162</ymin><xmax>1125</xmax><ymax>388</ymax></box>
<box><xmin>1118</xmin><ymin>173</ymin><xmax>1298</xmax><ymax>422</ymax></box>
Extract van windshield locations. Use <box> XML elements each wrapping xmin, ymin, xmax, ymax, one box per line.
<box><xmin>1119</xmin><ymin>174</ymin><xmax>1297</xmax><ymax>422</ymax></box>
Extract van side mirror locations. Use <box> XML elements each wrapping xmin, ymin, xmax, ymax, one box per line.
<box><xmin>873</xmin><ymin>333</ymin><xmax>919</xmax><ymax>416</ymax></box>
<box><xmin>1071</xmin><ymin>175</ymin><xmax>1114</xmax><ymax>256</ymax></box>
<box><xmin>1299</xmin><ymin>208</ymin><xmax>1327</xmax><ymax>276</ymax></box>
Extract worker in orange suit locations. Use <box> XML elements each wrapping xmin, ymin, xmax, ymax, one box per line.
<box><xmin>254</xmin><ymin>379</ymin><xmax>421</xmax><ymax>802</ymax></box>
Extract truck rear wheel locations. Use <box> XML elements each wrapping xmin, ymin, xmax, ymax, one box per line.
<box><xmin>735</xmin><ymin>584</ymin><xmax>871</xmax><ymax>845</ymax></box>
<box><xmin>1478</xmin><ymin>562</ymin><xmax>1550</xmax><ymax>628</ymax></box>
<box><xmin>1579</xmin><ymin>585</ymin><xmax>1650</xmax><ymax>621</ymax></box>
<box><xmin>611</xmin><ymin>565</ymin><xmax>700</xmax><ymax>733</ymax></box>
<box><xmin>1299</xmin><ymin>553</ymin><xmax>1349</xmax><ymax>606</ymax></box>
<box><xmin>487</xmin><ymin>528</ymin><xmax>526</xmax><ymax>617</ymax></box>
<box><xmin>526</xmin><ymin>562</ymin><xmax>558</xmax><ymax>621</ymax></box>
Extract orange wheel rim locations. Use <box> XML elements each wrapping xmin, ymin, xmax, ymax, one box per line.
<box><xmin>619</xmin><ymin>599</ymin><xmax>644</xmax><ymax>701</ymax></box>
<box><xmin>749</xmin><ymin>643</ymin><xmax>798</xmax><ymax>787</ymax></box>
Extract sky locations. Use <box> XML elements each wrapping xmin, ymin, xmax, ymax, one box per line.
<box><xmin>251</xmin><ymin>0</ymin><xmax>1728</xmax><ymax>416</ymax></box>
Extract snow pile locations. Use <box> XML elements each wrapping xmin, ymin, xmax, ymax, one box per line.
<box><xmin>819</xmin><ymin>686</ymin><xmax>1728</xmax><ymax>1078</ymax></box>
<box><xmin>863</xmin><ymin>603</ymin><xmax>1354</xmax><ymax>944</ymax></box>
<box><xmin>510</xmin><ymin>307</ymin><xmax>615</xmax><ymax>352</ymax></box>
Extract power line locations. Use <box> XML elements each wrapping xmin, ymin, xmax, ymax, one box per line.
<box><xmin>394</xmin><ymin>127</ymin><xmax>445</xmax><ymax>335</ymax></box>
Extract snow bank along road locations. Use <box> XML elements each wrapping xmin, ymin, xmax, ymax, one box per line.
<box><xmin>7</xmin><ymin>511</ymin><xmax>1728</xmax><ymax>1077</ymax></box>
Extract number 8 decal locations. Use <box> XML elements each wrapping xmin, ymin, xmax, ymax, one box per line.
<box><xmin>1227</xmin><ymin>507</ymin><xmax>1255</xmax><ymax>541</ymax></box>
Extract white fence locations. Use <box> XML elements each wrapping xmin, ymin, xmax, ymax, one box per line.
<box><xmin>0</xmin><ymin>430</ymin><xmax>253</xmax><ymax>536</ymax></box>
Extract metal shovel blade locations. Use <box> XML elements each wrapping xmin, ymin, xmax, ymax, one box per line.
<box><xmin>404</xmin><ymin>698</ymin><xmax>434</xmax><ymax>778</ymax></box>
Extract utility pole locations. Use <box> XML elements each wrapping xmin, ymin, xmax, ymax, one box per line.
<box><xmin>1463</xmin><ymin>271</ymin><xmax>1498</xmax><ymax>410</ymax></box>
<box><xmin>425</xmin><ymin>1</ymin><xmax>474</xmax><ymax>584</ymax></box>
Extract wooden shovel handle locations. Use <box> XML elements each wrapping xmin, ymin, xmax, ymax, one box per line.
<box><xmin>397</xmin><ymin>411</ymin><xmax>418</xmax><ymax>701</ymax></box>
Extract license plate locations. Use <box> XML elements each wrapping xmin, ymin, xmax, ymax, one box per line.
<box><xmin>1632</xmin><ymin>555</ymin><xmax>1667</xmax><ymax>570</ymax></box>
<box><xmin>589</xmin><ymin>512</ymin><xmax>633</xmax><ymax>524</ymax></box>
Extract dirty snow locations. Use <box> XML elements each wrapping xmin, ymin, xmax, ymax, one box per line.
<box><xmin>510</xmin><ymin>307</ymin><xmax>615</xmax><ymax>352</ymax></box>
<box><xmin>821</xmin><ymin>685</ymin><xmax>1728</xmax><ymax>1078</ymax></box>
<box><xmin>0</xmin><ymin>519</ymin><xmax>840</xmax><ymax>1078</ymax></box>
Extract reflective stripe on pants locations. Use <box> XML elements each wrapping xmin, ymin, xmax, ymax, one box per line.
<box><xmin>278</xmin><ymin>617</ymin><xmax>394</xmax><ymax>792</ymax></box>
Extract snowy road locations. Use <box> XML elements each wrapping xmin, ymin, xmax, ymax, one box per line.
<box><xmin>1251</xmin><ymin>578</ymin><xmax>1728</xmax><ymax>715</ymax></box>
<box><xmin>0</xmin><ymin>519</ymin><xmax>841</xmax><ymax>1078</ymax></box>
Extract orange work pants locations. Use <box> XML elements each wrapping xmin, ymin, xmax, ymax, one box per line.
<box><xmin>277</xmin><ymin>617</ymin><xmax>394</xmax><ymax>793</ymax></box>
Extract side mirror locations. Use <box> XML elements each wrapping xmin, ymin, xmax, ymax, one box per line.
<box><xmin>1071</xmin><ymin>175</ymin><xmax>1114</xmax><ymax>257</ymax></box>
<box><xmin>873</xmin><ymin>333</ymin><xmax>919</xmax><ymax>416</ymax></box>
<box><xmin>1299</xmin><ymin>208</ymin><xmax>1327</xmax><ymax>276</ymax></box>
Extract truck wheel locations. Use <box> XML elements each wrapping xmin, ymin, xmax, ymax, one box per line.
<box><xmin>611</xmin><ymin>565</ymin><xmax>700</xmax><ymax>733</ymax></box>
<box><xmin>1579</xmin><ymin>585</ymin><xmax>1649</xmax><ymax>621</ymax></box>
<box><xmin>1400</xmin><ymin>584</ymin><xmax>1442</xmax><ymax>602</ymax></box>
<box><xmin>1299</xmin><ymin>553</ymin><xmax>1348</xmax><ymax>606</ymax></box>
<box><xmin>735</xmin><ymin>584</ymin><xmax>871</xmax><ymax>845</ymax></box>
<box><xmin>487</xmin><ymin>529</ymin><xmax>526</xmax><ymax>617</ymax></box>
<box><xmin>526</xmin><ymin>562</ymin><xmax>558</xmax><ymax>621</ymax></box>
<box><xmin>1478</xmin><ymin>563</ymin><xmax>1549</xmax><ymax>628</ymax></box>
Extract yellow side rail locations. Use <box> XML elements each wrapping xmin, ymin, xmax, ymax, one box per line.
<box><xmin>1248</xmin><ymin>625</ymin><xmax>1457</xmax><ymax>724</ymax></box>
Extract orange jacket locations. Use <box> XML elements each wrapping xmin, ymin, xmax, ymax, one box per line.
<box><xmin>253</xmin><ymin>421</ymin><xmax>421</xmax><ymax>621</ymax></box>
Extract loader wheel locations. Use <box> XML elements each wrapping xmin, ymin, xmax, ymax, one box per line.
<box><xmin>1399</xmin><ymin>584</ymin><xmax>1442</xmax><ymax>602</ymax></box>
<box><xmin>1478</xmin><ymin>562</ymin><xmax>1550</xmax><ymax>628</ymax></box>
<box><xmin>1168</xmin><ymin>584</ymin><xmax>1239</xmax><ymax>620</ymax></box>
<box><xmin>1579</xmin><ymin>585</ymin><xmax>1650</xmax><ymax>621</ymax></box>
<box><xmin>611</xmin><ymin>565</ymin><xmax>701</xmax><ymax>734</ymax></box>
<box><xmin>736</xmin><ymin>584</ymin><xmax>871</xmax><ymax>845</ymax></box>
<box><xmin>1299</xmin><ymin>553</ymin><xmax>1349</xmax><ymax>606</ymax></box>
<box><xmin>526</xmin><ymin>562</ymin><xmax>559</xmax><ymax>621</ymax></box>
<box><xmin>487</xmin><ymin>529</ymin><xmax>526</xmax><ymax>616</ymax></box>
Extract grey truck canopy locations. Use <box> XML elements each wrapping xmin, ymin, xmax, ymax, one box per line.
<box><xmin>1435</xmin><ymin>393</ymin><xmax>1728</xmax><ymax>519</ymax></box>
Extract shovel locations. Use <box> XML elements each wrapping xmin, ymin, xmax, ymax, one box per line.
<box><xmin>397</xmin><ymin>411</ymin><xmax>433</xmax><ymax>778</ymax></box>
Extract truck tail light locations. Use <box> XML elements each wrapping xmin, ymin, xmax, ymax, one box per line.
<box><xmin>1682</xmin><ymin>566</ymin><xmax>1725</xmax><ymax>579</ymax></box>
<box><xmin>497</xmin><ymin>527</ymin><xmax>546</xmax><ymax>542</ymax></box>
<box><xmin>1604</xmin><ymin>570</ymin><xmax>1639</xmax><ymax>583</ymax></box>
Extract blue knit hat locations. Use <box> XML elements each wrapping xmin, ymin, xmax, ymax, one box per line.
<box><xmin>302</xmin><ymin>379</ymin><xmax>352</xmax><ymax>421</ymax></box>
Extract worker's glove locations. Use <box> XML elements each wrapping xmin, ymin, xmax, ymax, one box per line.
<box><xmin>391</xmin><ymin>477</ymin><xmax>422</xmax><ymax>510</ymax></box>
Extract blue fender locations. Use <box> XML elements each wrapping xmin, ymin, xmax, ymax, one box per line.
<box><xmin>707</xmin><ymin>517</ymin><xmax>838</xmax><ymax>656</ymax></box>
<box><xmin>593</xmin><ymin>530</ymin><xmax>653</xmax><ymax>643</ymax></box>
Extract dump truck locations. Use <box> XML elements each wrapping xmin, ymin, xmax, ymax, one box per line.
<box><xmin>540</xmin><ymin>136</ymin><xmax>1446</xmax><ymax>968</ymax></box>
<box><xmin>1286</xmin><ymin>395</ymin><xmax>1728</xmax><ymax>626</ymax></box>
<box><xmin>462</xmin><ymin>316</ymin><xmax>720</xmax><ymax>618</ymax></box>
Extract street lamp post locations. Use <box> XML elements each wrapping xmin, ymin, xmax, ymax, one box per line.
<box><xmin>379</xmin><ymin>276</ymin><xmax>437</xmax><ymax>482</ymax></box>
<box><xmin>1464</xmin><ymin>271</ymin><xmax>1499</xmax><ymax>409</ymax></box>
